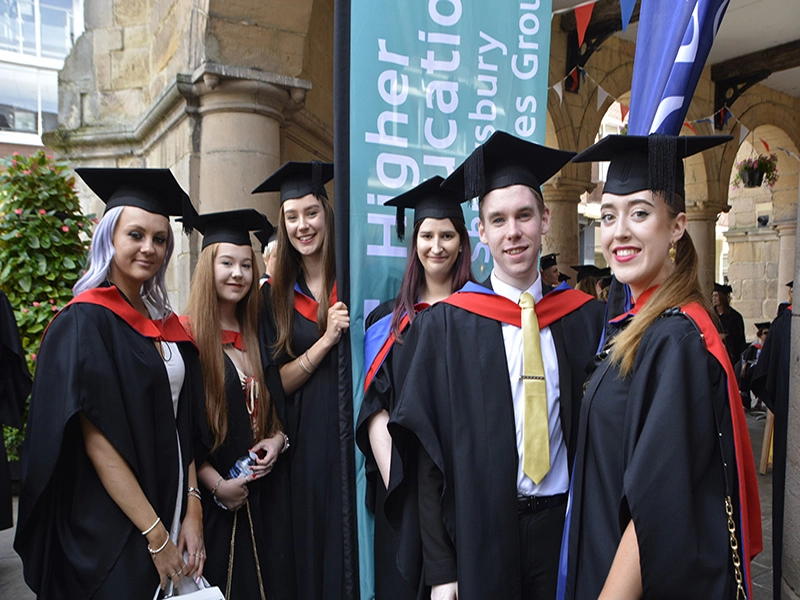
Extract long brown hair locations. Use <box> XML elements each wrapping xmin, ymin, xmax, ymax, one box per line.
<box><xmin>270</xmin><ymin>194</ymin><xmax>336</xmax><ymax>358</ymax></box>
<box><xmin>609</xmin><ymin>196</ymin><xmax>713</xmax><ymax>377</ymax></box>
<box><xmin>390</xmin><ymin>217</ymin><xmax>475</xmax><ymax>340</ymax></box>
<box><xmin>186</xmin><ymin>243</ymin><xmax>279</xmax><ymax>451</ymax></box>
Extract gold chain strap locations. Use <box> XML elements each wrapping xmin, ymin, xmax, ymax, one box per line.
<box><xmin>225</xmin><ymin>499</ymin><xmax>268</xmax><ymax>600</ymax></box>
<box><xmin>725</xmin><ymin>495</ymin><xmax>747</xmax><ymax>599</ymax></box>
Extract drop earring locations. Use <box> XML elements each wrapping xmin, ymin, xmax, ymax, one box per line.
<box><xmin>668</xmin><ymin>240</ymin><xmax>677</xmax><ymax>263</ymax></box>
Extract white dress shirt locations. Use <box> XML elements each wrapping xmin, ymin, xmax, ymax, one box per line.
<box><xmin>490</xmin><ymin>272</ymin><xmax>570</xmax><ymax>496</ymax></box>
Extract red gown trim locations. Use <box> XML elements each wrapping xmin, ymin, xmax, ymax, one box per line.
<box><xmin>363</xmin><ymin>302</ymin><xmax>430</xmax><ymax>393</ymax></box>
<box><xmin>441</xmin><ymin>286</ymin><xmax>594</xmax><ymax>329</ymax></box>
<box><xmin>294</xmin><ymin>281</ymin><xmax>338</xmax><ymax>323</ymax></box>
<box><xmin>51</xmin><ymin>287</ymin><xmax>193</xmax><ymax>343</ymax></box>
<box><xmin>680</xmin><ymin>302</ymin><xmax>763</xmax><ymax>596</ymax></box>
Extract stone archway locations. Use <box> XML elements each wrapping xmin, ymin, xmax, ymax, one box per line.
<box><xmin>725</xmin><ymin>124</ymin><xmax>799</xmax><ymax>327</ymax></box>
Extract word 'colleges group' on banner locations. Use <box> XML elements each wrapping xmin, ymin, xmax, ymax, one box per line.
<box><xmin>346</xmin><ymin>1</ymin><xmax>553</xmax><ymax>596</ymax></box>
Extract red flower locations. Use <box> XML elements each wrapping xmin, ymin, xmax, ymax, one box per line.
<box><xmin>23</xmin><ymin>169</ymin><xmax>31</xmax><ymax>175</ymax></box>
<box><xmin>61</xmin><ymin>225</ymin><xmax>69</xmax><ymax>232</ymax></box>
<box><xmin>14</xmin><ymin>208</ymin><xmax>22</xmax><ymax>215</ymax></box>
<box><xmin>78</xmin><ymin>222</ymin><xmax>84</xmax><ymax>228</ymax></box>
<box><xmin>49</xmin><ymin>299</ymin><xmax>55</xmax><ymax>304</ymax></box>
<box><xmin>21</xmin><ymin>308</ymin><xmax>29</xmax><ymax>314</ymax></box>
<box><xmin>39</xmin><ymin>209</ymin><xmax>47</xmax><ymax>215</ymax></box>
<box><xmin>51</xmin><ymin>305</ymin><xmax>58</xmax><ymax>312</ymax></box>
<box><xmin>30</xmin><ymin>353</ymin><xmax>37</xmax><ymax>362</ymax></box>
<box><xmin>33</xmin><ymin>301</ymin><xmax>40</xmax><ymax>307</ymax></box>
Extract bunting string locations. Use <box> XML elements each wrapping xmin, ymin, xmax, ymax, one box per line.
<box><xmin>549</xmin><ymin>65</ymin><xmax>768</xmax><ymax>147</ymax></box>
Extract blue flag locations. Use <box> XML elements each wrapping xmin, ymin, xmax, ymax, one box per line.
<box><xmin>629</xmin><ymin>0</ymin><xmax>730</xmax><ymax>135</ymax></box>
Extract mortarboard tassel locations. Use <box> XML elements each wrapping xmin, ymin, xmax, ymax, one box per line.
<box><xmin>395</xmin><ymin>206</ymin><xmax>405</xmax><ymax>242</ymax></box>
<box><xmin>648</xmin><ymin>134</ymin><xmax>677</xmax><ymax>206</ymax></box>
<box><xmin>465</xmin><ymin>144</ymin><xmax>485</xmax><ymax>201</ymax></box>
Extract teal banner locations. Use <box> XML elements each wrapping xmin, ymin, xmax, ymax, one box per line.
<box><xmin>348</xmin><ymin>1</ymin><xmax>552</xmax><ymax>597</ymax></box>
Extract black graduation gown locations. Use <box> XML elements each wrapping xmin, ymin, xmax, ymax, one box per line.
<box><xmin>718</xmin><ymin>306</ymin><xmax>746</xmax><ymax>366</ymax></box>
<box><xmin>388</xmin><ymin>287</ymin><xmax>604</xmax><ymax>599</ymax></box>
<box><xmin>751</xmin><ymin>307</ymin><xmax>791</xmax><ymax>600</ymax></box>
<box><xmin>0</xmin><ymin>290</ymin><xmax>31</xmax><ymax>530</ymax></box>
<box><xmin>564</xmin><ymin>311</ymin><xmax>745</xmax><ymax>599</ymax></box>
<box><xmin>198</xmin><ymin>356</ymin><xmax>271</xmax><ymax>599</ymax></box>
<box><xmin>259</xmin><ymin>280</ymin><xmax>344</xmax><ymax>599</ymax></box>
<box><xmin>356</xmin><ymin>300</ymin><xmax>425</xmax><ymax>600</ymax></box>
<box><xmin>13</xmin><ymin>301</ymin><xmax>200</xmax><ymax>600</ymax></box>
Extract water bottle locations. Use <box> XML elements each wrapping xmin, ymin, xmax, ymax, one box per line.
<box><xmin>228</xmin><ymin>451</ymin><xmax>258</xmax><ymax>479</ymax></box>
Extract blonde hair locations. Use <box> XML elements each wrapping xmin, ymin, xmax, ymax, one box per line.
<box><xmin>186</xmin><ymin>243</ymin><xmax>279</xmax><ymax>451</ymax></box>
<box><xmin>608</xmin><ymin>197</ymin><xmax>713</xmax><ymax>376</ymax></box>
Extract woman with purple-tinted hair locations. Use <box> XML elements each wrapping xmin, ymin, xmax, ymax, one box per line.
<box><xmin>15</xmin><ymin>169</ymin><xmax>209</xmax><ymax>600</ymax></box>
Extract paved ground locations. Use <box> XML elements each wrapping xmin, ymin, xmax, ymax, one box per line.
<box><xmin>0</xmin><ymin>412</ymin><xmax>777</xmax><ymax>599</ymax></box>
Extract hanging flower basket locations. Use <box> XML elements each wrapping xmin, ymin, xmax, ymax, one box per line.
<box><xmin>732</xmin><ymin>153</ymin><xmax>779</xmax><ymax>189</ymax></box>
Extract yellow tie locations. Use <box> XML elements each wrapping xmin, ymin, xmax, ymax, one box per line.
<box><xmin>519</xmin><ymin>292</ymin><xmax>550</xmax><ymax>484</ymax></box>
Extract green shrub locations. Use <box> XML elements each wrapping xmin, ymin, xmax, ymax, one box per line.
<box><xmin>0</xmin><ymin>150</ymin><xmax>93</xmax><ymax>461</ymax></box>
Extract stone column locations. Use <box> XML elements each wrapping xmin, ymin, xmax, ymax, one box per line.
<box><xmin>783</xmin><ymin>208</ymin><xmax>800</xmax><ymax>600</ymax></box>
<box><xmin>776</xmin><ymin>221</ymin><xmax>797</xmax><ymax>303</ymax></box>
<box><xmin>685</xmin><ymin>204</ymin><xmax>721</xmax><ymax>296</ymax></box>
<box><xmin>192</xmin><ymin>65</ymin><xmax>311</xmax><ymax>224</ymax></box>
<box><xmin>541</xmin><ymin>177</ymin><xmax>590</xmax><ymax>273</ymax></box>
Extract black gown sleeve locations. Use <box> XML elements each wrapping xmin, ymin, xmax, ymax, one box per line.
<box><xmin>417</xmin><ymin>445</ymin><xmax>456</xmax><ymax>586</ymax></box>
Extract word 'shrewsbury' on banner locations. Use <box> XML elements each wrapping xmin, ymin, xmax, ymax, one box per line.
<box><xmin>348</xmin><ymin>0</ymin><xmax>552</xmax><ymax>597</ymax></box>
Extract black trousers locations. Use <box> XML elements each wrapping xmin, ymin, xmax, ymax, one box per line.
<box><xmin>519</xmin><ymin>502</ymin><xmax>566</xmax><ymax>599</ymax></box>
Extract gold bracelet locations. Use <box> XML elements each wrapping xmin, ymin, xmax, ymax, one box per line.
<box><xmin>211</xmin><ymin>475</ymin><xmax>223</xmax><ymax>496</ymax></box>
<box><xmin>147</xmin><ymin>533</ymin><xmax>170</xmax><ymax>555</ymax></box>
<box><xmin>141</xmin><ymin>516</ymin><xmax>161</xmax><ymax>536</ymax></box>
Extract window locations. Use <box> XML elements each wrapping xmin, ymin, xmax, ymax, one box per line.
<box><xmin>0</xmin><ymin>0</ymin><xmax>82</xmax><ymax>144</ymax></box>
<box><xmin>1</xmin><ymin>0</ymin><xmax>77</xmax><ymax>60</ymax></box>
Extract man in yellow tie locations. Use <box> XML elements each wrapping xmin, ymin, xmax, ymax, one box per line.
<box><xmin>389</xmin><ymin>131</ymin><xmax>606</xmax><ymax>600</ymax></box>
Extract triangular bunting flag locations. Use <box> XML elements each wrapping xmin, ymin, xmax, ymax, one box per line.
<box><xmin>739</xmin><ymin>124</ymin><xmax>750</xmax><ymax>145</ymax></box>
<box><xmin>683</xmin><ymin>121</ymin><xmax>698</xmax><ymax>135</ymax></box>
<box><xmin>553</xmin><ymin>81</ymin><xmax>563</xmax><ymax>105</ymax></box>
<box><xmin>597</xmin><ymin>85</ymin><xmax>609</xmax><ymax>111</ymax></box>
<box><xmin>760</xmin><ymin>138</ymin><xmax>771</xmax><ymax>153</ymax></box>
<box><xmin>575</xmin><ymin>2</ymin><xmax>595</xmax><ymax>47</ymax></box>
<box><xmin>620</xmin><ymin>104</ymin><xmax>629</xmax><ymax>122</ymax></box>
<box><xmin>620</xmin><ymin>0</ymin><xmax>637</xmax><ymax>32</ymax></box>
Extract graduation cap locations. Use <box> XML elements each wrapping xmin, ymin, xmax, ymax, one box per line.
<box><xmin>191</xmin><ymin>209</ymin><xmax>274</xmax><ymax>250</ymax></box>
<box><xmin>571</xmin><ymin>264</ymin><xmax>611</xmax><ymax>283</ymax></box>
<box><xmin>540</xmin><ymin>252</ymin><xmax>559</xmax><ymax>270</ymax></box>
<box><xmin>572</xmin><ymin>134</ymin><xmax>732</xmax><ymax>206</ymax></box>
<box><xmin>441</xmin><ymin>130</ymin><xmax>576</xmax><ymax>201</ymax></box>
<box><xmin>558</xmin><ymin>272</ymin><xmax>571</xmax><ymax>283</ymax></box>
<box><xmin>787</xmin><ymin>280</ymin><xmax>794</xmax><ymax>288</ymax></box>
<box><xmin>251</xmin><ymin>160</ymin><xmax>334</xmax><ymax>203</ymax></box>
<box><xmin>713</xmin><ymin>282</ymin><xmax>733</xmax><ymax>295</ymax></box>
<box><xmin>75</xmin><ymin>167</ymin><xmax>196</xmax><ymax>231</ymax></box>
<box><xmin>384</xmin><ymin>176</ymin><xmax>465</xmax><ymax>241</ymax></box>
<box><xmin>754</xmin><ymin>321</ymin><xmax>771</xmax><ymax>334</ymax></box>
<box><xmin>254</xmin><ymin>228</ymin><xmax>277</xmax><ymax>254</ymax></box>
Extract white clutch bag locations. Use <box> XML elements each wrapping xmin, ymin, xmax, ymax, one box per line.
<box><xmin>153</xmin><ymin>576</ymin><xmax>225</xmax><ymax>600</ymax></box>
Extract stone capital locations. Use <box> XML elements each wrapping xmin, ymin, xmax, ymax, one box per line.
<box><xmin>774</xmin><ymin>219</ymin><xmax>798</xmax><ymax>236</ymax></box>
<box><xmin>684</xmin><ymin>198</ymin><xmax>728</xmax><ymax>219</ymax></box>
<box><xmin>189</xmin><ymin>62</ymin><xmax>312</xmax><ymax>124</ymax></box>
<box><xmin>542</xmin><ymin>176</ymin><xmax>593</xmax><ymax>203</ymax></box>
